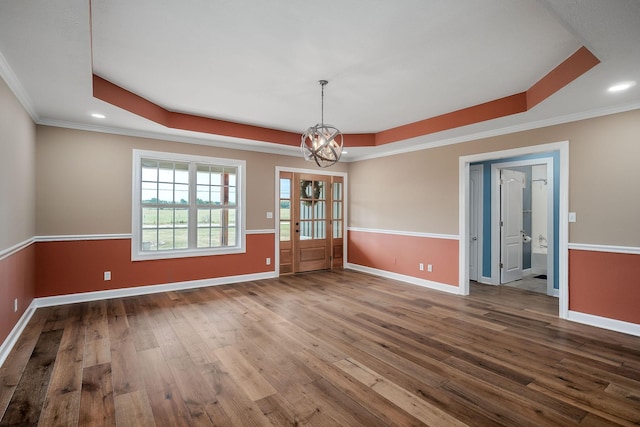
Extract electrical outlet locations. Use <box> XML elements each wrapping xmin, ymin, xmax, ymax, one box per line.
<box><xmin>104</xmin><ymin>271</ymin><xmax>111</xmax><ymax>281</ymax></box>
<box><xmin>266</xmin><ymin>257</ymin><xmax>271</xmax><ymax>265</ymax></box>
<box><xmin>427</xmin><ymin>264</ymin><xmax>433</xmax><ymax>272</ymax></box>
<box><xmin>419</xmin><ymin>263</ymin><xmax>424</xmax><ymax>271</ymax></box>
<box><xmin>14</xmin><ymin>298</ymin><xmax>18</xmax><ymax>313</ymax></box>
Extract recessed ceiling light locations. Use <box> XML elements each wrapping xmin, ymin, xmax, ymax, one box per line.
<box><xmin>608</xmin><ymin>81</ymin><xmax>636</xmax><ymax>93</ymax></box>
<box><xmin>91</xmin><ymin>113</ymin><xmax>106</xmax><ymax>119</ymax></box>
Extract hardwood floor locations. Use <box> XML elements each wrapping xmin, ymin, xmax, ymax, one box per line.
<box><xmin>1</xmin><ymin>270</ymin><xmax>639</xmax><ymax>426</ymax></box>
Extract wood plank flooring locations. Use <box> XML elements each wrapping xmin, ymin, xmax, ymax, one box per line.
<box><xmin>1</xmin><ymin>270</ymin><xmax>639</xmax><ymax>426</ymax></box>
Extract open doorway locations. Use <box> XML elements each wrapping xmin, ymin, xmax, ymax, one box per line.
<box><xmin>459</xmin><ymin>142</ymin><xmax>569</xmax><ymax>319</ymax></box>
<box><xmin>491</xmin><ymin>159</ymin><xmax>555</xmax><ymax>296</ymax></box>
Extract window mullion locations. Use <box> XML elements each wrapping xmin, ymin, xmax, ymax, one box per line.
<box><xmin>223</xmin><ymin>172</ymin><xmax>229</xmax><ymax>246</ymax></box>
<box><xmin>189</xmin><ymin>163</ymin><xmax>197</xmax><ymax>249</ymax></box>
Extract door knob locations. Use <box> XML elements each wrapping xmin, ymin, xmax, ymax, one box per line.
<box><xmin>471</xmin><ymin>236</ymin><xmax>478</xmax><ymax>242</ymax></box>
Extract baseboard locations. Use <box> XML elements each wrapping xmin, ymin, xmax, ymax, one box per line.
<box><xmin>523</xmin><ymin>268</ymin><xmax>532</xmax><ymax>276</ymax></box>
<box><xmin>35</xmin><ymin>271</ymin><xmax>277</xmax><ymax>308</ymax></box>
<box><xmin>0</xmin><ymin>300</ymin><xmax>37</xmax><ymax>368</ymax></box>
<box><xmin>567</xmin><ymin>310</ymin><xmax>640</xmax><ymax>337</ymax></box>
<box><xmin>346</xmin><ymin>263</ymin><xmax>461</xmax><ymax>295</ymax></box>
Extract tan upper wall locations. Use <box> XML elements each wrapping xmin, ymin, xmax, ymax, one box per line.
<box><xmin>0</xmin><ymin>77</ymin><xmax>36</xmax><ymax>250</ymax></box>
<box><xmin>31</xmin><ymin>108</ymin><xmax>640</xmax><ymax>246</ymax></box>
<box><xmin>349</xmin><ymin>109</ymin><xmax>640</xmax><ymax>246</ymax></box>
<box><xmin>35</xmin><ymin>126</ymin><xmax>348</xmax><ymax>236</ymax></box>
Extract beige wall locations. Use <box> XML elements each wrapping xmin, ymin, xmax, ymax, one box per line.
<box><xmin>349</xmin><ymin>109</ymin><xmax>640</xmax><ymax>246</ymax></box>
<box><xmin>35</xmin><ymin>126</ymin><xmax>348</xmax><ymax>236</ymax></box>
<box><xmin>28</xmin><ymin>107</ymin><xmax>640</xmax><ymax>246</ymax></box>
<box><xmin>0</xmin><ymin>77</ymin><xmax>36</xmax><ymax>249</ymax></box>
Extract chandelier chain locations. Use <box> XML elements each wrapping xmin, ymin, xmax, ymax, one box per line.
<box><xmin>320</xmin><ymin>80</ymin><xmax>327</xmax><ymax>126</ymax></box>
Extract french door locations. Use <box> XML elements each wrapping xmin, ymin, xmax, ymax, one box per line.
<box><xmin>279</xmin><ymin>172</ymin><xmax>343</xmax><ymax>274</ymax></box>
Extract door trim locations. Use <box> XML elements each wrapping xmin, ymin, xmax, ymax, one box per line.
<box><xmin>458</xmin><ymin>141</ymin><xmax>569</xmax><ymax>319</ymax></box>
<box><xmin>274</xmin><ymin>166</ymin><xmax>348</xmax><ymax>277</ymax></box>
<box><xmin>469</xmin><ymin>165</ymin><xmax>483</xmax><ymax>282</ymax></box>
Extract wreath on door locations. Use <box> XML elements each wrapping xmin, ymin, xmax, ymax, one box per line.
<box><xmin>300</xmin><ymin>180</ymin><xmax>322</xmax><ymax>205</ymax></box>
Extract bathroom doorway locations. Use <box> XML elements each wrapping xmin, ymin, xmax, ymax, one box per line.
<box><xmin>495</xmin><ymin>160</ymin><xmax>553</xmax><ymax>295</ymax></box>
<box><xmin>459</xmin><ymin>142</ymin><xmax>569</xmax><ymax>318</ymax></box>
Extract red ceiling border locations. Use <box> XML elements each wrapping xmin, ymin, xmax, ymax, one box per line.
<box><xmin>93</xmin><ymin>46</ymin><xmax>599</xmax><ymax>148</ymax></box>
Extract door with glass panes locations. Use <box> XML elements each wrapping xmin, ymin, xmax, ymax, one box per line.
<box><xmin>279</xmin><ymin>172</ymin><xmax>343</xmax><ymax>274</ymax></box>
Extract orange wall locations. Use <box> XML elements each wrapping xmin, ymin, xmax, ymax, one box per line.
<box><xmin>569</xmin><ymin>249</ymin><xmax>640</xmax><ymax>324</ymax></box>
<box><xmin>348</xmin><ymin>230</ymin><xmax>459</xmax><ymax>287</ymax></box>
<box><xmin>0</xmin><ymin>245</ymin><xmax>36</xmax><ymax>343</ymax></box>
<box><xmin>34</xmin><ymin>234</ymin><xmax>274</xmax><ymax>298</ymax></box>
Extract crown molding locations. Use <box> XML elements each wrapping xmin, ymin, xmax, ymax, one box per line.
<box><xmin>37</xmin><ymin>118</ymin><xmax>303</xmax><ymax>159</ymax></box>
<box><xmin>348</xmin><ymin>101</ymin><xmax>640</xmax><ymax>162</ymax></box>
<box><xmin>0</xmin><ymin>50</ymin><xmax>39</xmax><ymax>122</ymax></box>
<box><xmin>32</xmin><ymin>101</ymin><xmax>640</xmax><ymax>163</ymax></box>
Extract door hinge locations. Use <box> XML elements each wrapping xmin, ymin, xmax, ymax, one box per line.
<box><xmin>500</xmin><ymin>262</ymin><xmax>503</xmax><ymax>269</ymax></box>
<box><xmin>500</xmin><ymin>220</ymin><xmax>504</xmax><ymax>227</ymax></box>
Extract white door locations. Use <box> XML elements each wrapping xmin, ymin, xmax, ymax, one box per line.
<box><xmin>469</xmin><ymin>165</ymin><xmax>482</xmax><ymax>281</ymax></box>
<box><xmin>500</xmin><ymin>169</ymin><xmax>525</xmax><ymax>284</ymax></box>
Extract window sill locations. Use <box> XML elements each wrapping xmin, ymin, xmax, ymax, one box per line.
<box><xmin>131</xmin><ymin>246</ymin><xmax>246</xmax><ymax>261</ymax></box>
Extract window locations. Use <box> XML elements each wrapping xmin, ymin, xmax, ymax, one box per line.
<box><xmin>132</xmin><ymin>150</ymin><xmax>245</xmax><ymax>260</ymax></box>
<box><xmin>279</xmin><ymin>177</ymin><xmax>291</xmax><ymax>242</ymax></box>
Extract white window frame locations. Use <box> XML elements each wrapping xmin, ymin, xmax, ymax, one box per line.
<box><xmin>132</xmin><ymin>149</ymin><xmax>246</xmax><ymax>261</ymax></box>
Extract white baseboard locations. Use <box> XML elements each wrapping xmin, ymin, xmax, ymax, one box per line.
<box><xmin>0</xmin><ymin>301</ymin><xmax>37</xmax><ymax>368</ymax></box>
<box><xmin>567</xmin><ymin>310</ymin><xmax>640</xmax><ymax>337</ymax></box>
<box><xmin>347</xmin><ymin>263</ymin><xmax>462</xmax><ymax>295</ymax></box>
<box><xmin>35</xmin><ymin>271</ymin><xmax>278</xmax><ymax>308</ymax></box>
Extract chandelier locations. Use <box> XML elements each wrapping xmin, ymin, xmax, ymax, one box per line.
<box><xmin>301</xmin><ymin>80</ymin><xmax>344</xmax><ymax>168</ymax></box>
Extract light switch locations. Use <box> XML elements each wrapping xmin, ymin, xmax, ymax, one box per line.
<box><xmin>266</xmin><ymin>211</ymin><xmax>273</xmax><ymax>219</ymax></box>
<box><xmin>568</xmin><ymin>212</ymin><xmax>577</xmax><ymax>223</ymax></box>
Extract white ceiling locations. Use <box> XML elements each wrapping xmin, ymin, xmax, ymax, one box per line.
<box><xmin>1</xmin><ymin>0</ymin><xmax>639</xmax><ymax>160</ymax></box>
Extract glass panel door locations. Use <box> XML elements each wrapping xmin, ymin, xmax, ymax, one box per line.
<box><xmin>279</xmin><ymin>171</ymin><xmax>344</xmax><ymax>275</ymax></box>
<box><xmin>294</xmin><ymin>174</ymin><xmax>331</xmax><ymax>273</ymax></box>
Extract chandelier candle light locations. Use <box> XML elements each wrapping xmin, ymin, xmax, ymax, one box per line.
<box><xmin>301</xmin><ymin>80</ymin><xmax>344</xmax><ymax>168</ymax></box>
